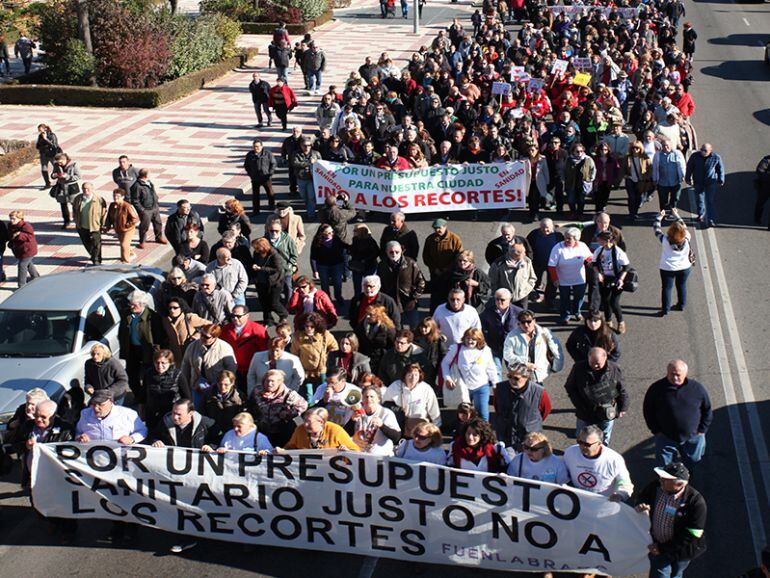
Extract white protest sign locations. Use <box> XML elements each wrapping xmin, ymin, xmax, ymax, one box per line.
<box><xmin>511</xmin><ymin>66</ymin><xmax>529</xmax><ymax>82</ymax></box>
<box><xmin>492</xmin><ymin>81</ymin><xmax>512</xmax><ymax>95</ymax></box>
<box><xmin>311</xmin><ymin>161</ymin><xmax>529</xmax><ymax>213</ymax></box>
<box><xmin>552</xmin><ymin>59</ymin><xmax>569</xmax><ymax>75</ymax></box>
<box><xmin>527</xmin><ymin>78</ymin><xmax>544</xmax><ymax>94</ymax></box>
<box><xmin>33</xmin><ymin>444</ymin><xmax>651</xmax><ymax>576</ymax></box>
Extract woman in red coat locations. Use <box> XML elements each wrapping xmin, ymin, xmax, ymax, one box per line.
<box><xmin>268</xmin><ymin>76</ymin><xmax>298</xmax><ymax>130</ymax></box>
<box><xmin>287</xmin><ymin>275</ymin><xmax>338</xmax><ymax>329</ymax></box>
<box><xmin>8</xmin><ymin>210</ymin><xmax>40</xmax><ymax>288</ymax></box>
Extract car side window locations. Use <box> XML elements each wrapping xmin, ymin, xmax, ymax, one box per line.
<box><xmin>83</xmin><ymin>297</ymin><xmax>116</xmax><ymax>344</ymax></box>
<box><xmin>131</xmin><ymin>274</ymin><xmax>157</xmax><ymax>293</ymax></box>
<box><xmin>107</xmin><ymin>281</ymin><xmax>136</xmax><ymax>319</ymax></box>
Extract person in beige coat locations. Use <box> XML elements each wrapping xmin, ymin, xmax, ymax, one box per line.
<box><xmin>180</xmin><ymin>324</ymin><xmax>238</xmax><ymax>410</ymax></box>
<box><xmin>162</xmin><ymin>297</ymin><xmax>209</xmax><ymax>362</ymax></box>
<box><xmin>72</xmin><ymin>182</ymin><xmax>107</xmax><ymax>264</ymax></box>
<box><xmin>267</xmin><ymin>202</ymin><xmax>306</xmax><ymax>254</ymax></box>
<box><xmin>488</xmin><ymin>242</ymin><xmax>537</xmax><ymax>309</ymax></box>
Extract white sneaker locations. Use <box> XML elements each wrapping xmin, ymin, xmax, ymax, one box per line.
<box><xmin>170</xmin><ymin>541</ymin><xmax>198</xmax><ymax>553</ymax></box>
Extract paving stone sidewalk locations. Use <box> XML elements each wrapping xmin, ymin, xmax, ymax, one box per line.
<box><xmin>0</xmin><ymin>0</ymin><xmax>472</xmax><ymax>298</ymax></box>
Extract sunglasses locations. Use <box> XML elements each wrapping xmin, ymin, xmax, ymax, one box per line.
<box><xmin>523</xmin><ymin>444</ymin><xmax>545</xmax><ymax>452</ymax></box>
<box><xmin>578</xmin><ymin>440</ymin><xmax>601</xmax><ymax>448</ymax></box>
<box><xmin>168</xmin><ymin>306</ymin><xmax>180</xmax><ymax>310</ymax></box>
<box><xmin>519</xmin><ymin>319</ymin><xmax>535</xmax><ymax>325</ymax></box>
<box><xmin>200</xmin><ymin>334</ymin><xmax>212</xmax><ymax>339</ymax></box>
<box><xmin>232</xmin><ymin>313</ymin><xmax>248</xmax><ymax>318</ymax></box>
<box><xmin>413</xmin><ymin>434</ymin><xmax>429</xmax><ymax>441</ymax></box>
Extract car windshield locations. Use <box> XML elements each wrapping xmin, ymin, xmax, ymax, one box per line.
<box><xmin>0</xmin><ymin>310</ymin><xmax>80</xmax><ymax>357</ymax></box>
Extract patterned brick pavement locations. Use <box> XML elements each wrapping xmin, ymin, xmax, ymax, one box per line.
<box><xmin>0</xmin><ymin>0</ymin><xmax>472</xmax><ymax>298</ymax></box>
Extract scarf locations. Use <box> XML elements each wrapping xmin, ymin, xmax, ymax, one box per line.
<box><xmin>356</xmin><ymin>294</ymin><xmax>377</xmax><ymax>324</ymax></box>
<box><xmin>451</xmin><ymin>436</ymin><xmax>500</xmax><ymax>472</ymax></box>
<box><xmin>448</xmin><ymin>267</ymin><xmax>474</xmax><ymax>302</ymax></box>
<box><xmin>303</xmin><ymin>290</ymin><xmax>316</xmax><ymax>314</ymax></box>
<box><xmin>339</xmin><ymin>352</ymin><xmax>353</xmax><ymax>372</ymax></box>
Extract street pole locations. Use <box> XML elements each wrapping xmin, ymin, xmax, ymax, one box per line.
<box><xmin>413</xmin><ymin>0</ymin><xmax>419</xmax><ymax>34</ymax></box>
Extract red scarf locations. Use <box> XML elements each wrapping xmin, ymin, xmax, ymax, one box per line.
<box><xmin>356</xmin><ymin>294</ymin><xmax>377</xmax><ymax>324</ymax></box>
<box><xmin>451</xmin><ymin>436</ymin><xmax>500</xmax><ymax>472</ymax></box>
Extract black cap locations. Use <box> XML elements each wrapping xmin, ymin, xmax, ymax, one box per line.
<box><xmin>90</xmin><ymin>389</ymin><xmax>114</xmax><ymax>404</ymax></box>
<box><xmin>275</xmin><ymin>201</ymin><xmax>290</xmax><ymax>209</ymax></box>
<box><xmin>654</xmin><ymin>461</ymin><xmax>690</xmax><ymax>481</ymax></box>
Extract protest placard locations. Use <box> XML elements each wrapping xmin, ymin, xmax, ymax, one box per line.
<box><xmin>492</xmin><ymin>81</ymin><xmax>512</xmax><ymax>95</ymax></box>
<box><xmin>311</xmin><ymin>161</ymin><xmax>529</xmax><ymax>213</ymax></box>
<box><xmin>32</xmin><ymin>444</ymin><xmax>652</xmax><ymax>575</ymax></box>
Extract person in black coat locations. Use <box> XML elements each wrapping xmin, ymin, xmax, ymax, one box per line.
<box><xmin>20</xmin><ymin>399</ymin><xmax>74</xmax><ymax>487</ymax></box>
<box><xmin>248</xmin><ymin>72</ymin><xmax>272</xmax><ymax>127</ymax></box>
<box><xmin>243</xmin><ymin>139</ymin><xmax>277</xmax><ymax>216</ymax></box>
<box><xmin>218</xmin><ymin>199</ymin><xmax>252</xmax><ymax>241</ymax></box>
<box><xmin>480</xmin><ymin>288</ymin><xmax>523</xmax><ymax>377</ymax></box>
<box><xmin>129</xmin><ymin>168</ymin><xmax>166</xmax><ymax>248</ymax></box>
<box><xmin>0</xmin><ymin>218</ymin><xmax>8</xmax><ymax>283</ymax></box>
<box><xmin>565</xmin><ymin>311</ymin><xmax>621</xmax><ymax>363</ymax></box>
<box><xmin>348</xmin><ymin>275</ymin><xmax>401</xmax><ymax>332</ymax></box>
<box><xmin>143</xmin><ymin>349</ymin><xmax>189</xmax><ymax>430</ymax></box>
<box><xmin>484</xmin><ymin>223</ymin><xmax>532</xmax><ymax>265</ymax></box>
<box><xmin>564</xmin><ymin>347</ymin><xmax>628</xmax><ymax>446</ymax></box>
<box><xmin>84</xmin><ymin>344</ymin><xmax>129</xmax><ymax>402</ymax></box>
<box><xmin>635</xmin><ymin>462</ymin><xmax>707</xmax><ymax>576</ymax></box>
<box><xmin>147</xmin><ymin>399</ymin><xmax>218</xmax><ymax>450</ymax></box>
<box><xmin>379</xmin><ymin>212</ymin><xmax>419</xmax><ymax>261</ymax></box>
<box><xmin>164</xmin><ymin>200</ymin><xmax>204</xmax><ymax>254</ymax></box>
<box><xmin>251</xmin><ymin>238</ymin><xmax>289</xmax><ymax>325</ymax></box>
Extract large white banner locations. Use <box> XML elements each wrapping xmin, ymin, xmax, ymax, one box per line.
<box><xmin>32</xmin><ymin>444</ymin><xmax>650</xmax><ymax>575</ymax></box>
<box><xmin>312</xmin><ymin>161</ymin><xmax>530</xmax><ymax>214</ymax></box>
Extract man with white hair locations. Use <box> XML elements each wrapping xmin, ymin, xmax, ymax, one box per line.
<box><xmin>480</xmin><ymin>288</ymin><xmax>523</xmax><ymax>381</ymax></box>
<box><xmin>347</xmin><ymin>274</ymin><xmax>401</xmax><ymax>331</ymax></box>
<box><xmin>379</xmin><ymin>211</ymin><xmax>419</xmax><ymax>261</ymax></box>
<box><xmin>118</xmin><ymin>290</ymin><xmax>164</xmax><ymax>401</ymax></box>
<box><xmin>484</xmin><ymin>223</ymin><xmax>532</xmax><ymax>265</ymax></box>
<box><xmin>20</xmin><ymin>399</ymin><xmax>74</xmax><ymax>485</ymax></box>
<box><xmin>192</xmin><ymin>273</ymin><xmax>233</xmax><ymax>324</ymax></box>
<box><xmin>205</xmin><ymin>247</ymin><xmax>248</xmax><ymax>306</ymax></box>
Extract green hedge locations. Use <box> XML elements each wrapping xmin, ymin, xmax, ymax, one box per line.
<box><xmin>0</xmin><ymin>142</ymin><xmax>37</xmax><ymax>179</ymax></box>
<box><xmin>240</xmin><ymin>8</ymin><xmax>333</xmax><ymax>34</ymax></box>
<box><xmin>0</xmin><ymin>49</ymin><xmax>257</xmax><ymax>108</ymax></box>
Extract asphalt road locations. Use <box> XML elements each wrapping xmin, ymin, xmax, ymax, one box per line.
<box><xmin>1</xmin><ymin>0</ymin><xmax>770</xmax><ymax>576</ymax></box>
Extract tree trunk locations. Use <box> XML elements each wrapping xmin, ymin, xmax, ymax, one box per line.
<box><xmin>75</xmin><ymin>0</ymin><xmax>96</xmax><ymax>85</ymax></box>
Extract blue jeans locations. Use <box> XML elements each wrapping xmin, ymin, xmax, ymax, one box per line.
<box><xmin>233</xmin><ymin>294</ymin><xmax>246</xmax><ymax>307</ymax></box>
<box><xmin>276</xmin><ymin>66</ymin><xmax>288</xmax><ymax>80</ymax></box>
<box><xmin>660</xmin><ymin>268</ymin><xmax>691</xmax><ymax>312</ymax></box>
<box><xmin>695</xmin><ymin>183</ymin><xmax>718</xmax><ymax>222</ymax></box>
<box><xmin>469</xmin><ymin>383</ymin><xmax>491</xmax><ymax>422</ymax></box>
<box><xmin>559</xmin><ymin>283</ymin><xmax>586</xmax><ymax>321</ymax></box>
<box><xmin>298</xmin><ymin>178</ymin><xmax>316</xmax><ymax>219</ymax></box>
<box><xmin>400</xmin><ymin>0</ymin><xmax>408</xmax><ymax>15</ymax></box>
<box><xmin>317</xmin><ymin>262</ymin><xmax>345</xmax><ymax>308</ymax></box>
<box><xmin>306</xmin><ymin>70</ymin><xmax>323</xmax><ymax>91</ymax></box>
<box><xmin>576</xmin><ymin>417</ymin><xmax>615</xmax><ymax>445</ymax></box>
<box><xmin>658</xmin><ymin>185</ymin><xmax>682</xmax><ymax>211</ymax></box>
<box><xmin>655</xmin><ymin>433</ymin><xmax>706</xmax><ymax>469</ymax></box>
<box><xmin>649</xmin><ymin>552</ymin><xmax>691</xmax><ymax>578</ymax></box>
<box><xmin>493</xmin><ymin>355</ymin><xmax>503</xmax><ymax>383</ymax></box>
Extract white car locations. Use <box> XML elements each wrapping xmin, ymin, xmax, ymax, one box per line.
<box><xmin>0</xmin><ymin>265</ymin><xmax>164</xmax><ymax>440</ymax></box>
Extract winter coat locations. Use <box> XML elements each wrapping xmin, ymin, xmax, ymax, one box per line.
<box><xmin>565</xmin><ymin>325</ymin><xmax>621</xmax><ymax>363</ymax></box>
<box><xmin>118</xmin><ymin>307</ymin><xmax>165</xmax><ymax>365</ymax></box>
<box><xmin>303</xmin><ymin>49</ymin><xmax>326</xmax><ymax>72</ymax></box>
<box><xmin>203</xmin><ymin>388</ymin><xmax>245</xmax><ymax>439</ymax></box>
<box><xmin>288</xmin><ymin>288</ymin><xmax>338</xmax><ymax>329</ymax></box>
<box><xmin>112</xmin><ymin>165</ymin><xmax>139</xmax><ymax>193</ymax></box>
<box><xmin>290</xmin><ymin>330</ymin><xmax>339</xmax><ymax>380</ymax></box>
<box><xmin>326</xmin><ymin>350</ymin><xmax>372</xmax><ymax>384</ymax></box>
<box><xmin>503</xmin><ymin>325</ymin><xmax>564</xmax><ymax>384</ymax></box>
<box><xmin>251</xmin><ymin>248</ymin><xmax>284</xmax><ymax>287</ymax></box>
<box><xmin>220</xmin><ymin>320</ymin><xmax>269</xmax><ymax>374</ymax></box>
<box><xmin>378</xmin><ymin>344</ymin><xmax>429</xmax><ymax>387</ymax></box>
<box><xmin>355</xmin><ymin>321</ymin><xmax>395</xmax><ymax>373</ymax></box>
<box><xmin>180</xmin><ymin>338</ymin><xmax>237</xmax><ymax>389</ymax></box>
<box><xmin>480</xmin><ymin>302</ymin><xmax>523</xmax><ymax>358</ymax></box>
<box><xmin>376</xmin><ymin>256</ymin><xmax>426</xmax><ymax>313</ymax></box>
<box><xmin>423</xmin><ymin>230</ymin><xmax>463</xmax><ymax>275</ymax></box>
<box><xmin>106</xmin><ymin>201</ymin><xmax>139</xmax><ymax>233</ymax></box>
<box><xmin>564</xmin><ymin>360</ymin><xmax>629</xmax><ymax>422</ymax></box>
<box><xmin>162</xmin><ymin>312</ymin><xmax>208</xmax><ymax>363</ymax></box>
<box><xmin>72</xmin><ymin>193</ymin><xmax>107</xmax><ymax>233</ymax></box>
<box><xmin>379</xmin><ymin>224</ymin><xmax>420</xmax><ymax>261</ymax></box>
<box><xmin>8</xmin><ymin>220</ymin><xmax>37</xmax><ymax>259</ymax></box>
<box><xmin>488</xmin><ymin>256</ymin><xmax>537</xmax><ymax>303</ymax></box>
<box><xmin>143</xmin><ymin>366</ymin><xmax>189</xmax><ymax>428</ymax></box>
<box><xmin>129</xmin><ymin>179</ymin><xmax>159</xmax><ymax>211</ymax></box>
<box><xmin>268</xmin><ymin>84</ymin><xmax>298</xmax><ymax>110</ymax></box>
<box><xmin>149</xmin><ymin>411</ymin><xmax>218</xmax><ymax>449</ymax></box>
<box><xmin>319</xmin><ymin>202</ymin><xmax>356</xmax><ymax>245</ymax></box>
<box><xmin>244</xmin><ymin>149</ymin><xmax>277</xmax><ymax>180</ymax></box>
<box><xmin>84</xmin><ymin>357</ymin><xmax>129</xmax><ymax>400</ymax></box>
<box><xmin>165</xmin><ymin>210</ymin><xmax>204</xmax><ymax>251</ymax></box>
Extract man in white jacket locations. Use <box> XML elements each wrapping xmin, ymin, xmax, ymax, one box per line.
<box><xmin>502</xmin><ymin>309</ymin><xmax>564</xmax><ymax>384</ymax></box>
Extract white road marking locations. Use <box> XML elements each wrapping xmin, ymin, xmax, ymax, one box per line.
<box><xmin>687</xmin><ymin>188</ymin><xmax>768</xmax><ymax>562</ymax></box>
<box><xmin>742</xmin><ymin>17</ymin><xmax>750</xmax><ymax>26</ymax></box>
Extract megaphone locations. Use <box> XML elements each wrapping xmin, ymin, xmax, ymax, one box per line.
<box><xmin>343</xmin><ymin>389</ymin><xmax>362</xmax><ymax>407</ymax></box>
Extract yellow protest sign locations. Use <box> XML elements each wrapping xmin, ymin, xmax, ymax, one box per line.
<box><xmin>573</xmin><ymin>72</ymin><xmax>591</xmax><ymax>87</ymax></box>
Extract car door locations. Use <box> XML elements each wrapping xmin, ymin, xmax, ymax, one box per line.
<box><xmin>72</xmin><ymin>296</ymin><xmax>118</xmax><ymax>390</ymax></box>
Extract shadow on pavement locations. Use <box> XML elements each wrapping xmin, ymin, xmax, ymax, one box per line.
<box><xmin>700</xmin><ymin>60</ymin><xmax>770</xmax><ymax>82</ymax></box>
<box><xmin>708</xmin><ymin>33</ymin><xmax>769</xmax><ymax>47</ymax></box>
